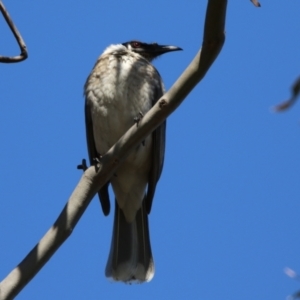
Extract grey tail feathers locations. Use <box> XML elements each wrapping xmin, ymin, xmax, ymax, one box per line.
<box><xmin>105</xmin><ymin>199</ymin><xmax>154</xmax><ymax>283</ymax></box>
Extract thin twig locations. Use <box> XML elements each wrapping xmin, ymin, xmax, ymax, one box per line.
<box><xmin>250</xmin><ymin>0</ymin><xmax>261</xmax><ymax>8</ymax></box>
<box><xmin>272</xmin><ymin>76</ymin><xmax>300</xmax><ymax>112</ymax></box>
<box><xmin>0</xmin><ymin>1</ymin><xmax>28</xmax><ymax>63</ymax></box>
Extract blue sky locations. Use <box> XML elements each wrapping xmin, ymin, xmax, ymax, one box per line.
<box><xmin>1</xmin><ymin>1</ymin><xmax>300</xmax><ymax>299</ymax></box>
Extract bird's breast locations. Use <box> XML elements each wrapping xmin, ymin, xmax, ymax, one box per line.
<box><xmin>85</xmin><ymin>53</ymin><xmax>161</xmax><ymax>155</ymax></box>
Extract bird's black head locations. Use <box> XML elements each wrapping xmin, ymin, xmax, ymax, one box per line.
<box><xmin>122</xmin><ymin>41</ymin><xmax>182</xmax><ymax>61</ymax></box>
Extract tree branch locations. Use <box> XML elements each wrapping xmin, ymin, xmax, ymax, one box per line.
<box><xmin>0</xmin><ymin>0</ymin><xmax>227</xmax><ymax>299</ymax></box>
<box><xmin>0</xmin><ymin>1</ymin><xmax>28</xmax><ymax>63</ymax></box>
<box><xmin>250</xmin><ymin>0</ymin><xmax>261</xmax><ymax>8</ymax></box>
<box><xmin>272</xmin><ymin>76</ymin><xmax>300</xmax><ymax>112</ymax></box>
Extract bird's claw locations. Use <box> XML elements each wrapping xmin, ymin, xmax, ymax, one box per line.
<box><xmin>77</xmin><ymin>159</ymin><xmax>88</xmax><ymax>171</ymax></box>
<box><xmin>93</xmin><ymin>155</ymin><xmax>102</xmax><ymax>172</ymax></box>
<box><xmin>134</xmin><ymin>111</ymin><xmax>144</xmax><ymax>126</ymax></box>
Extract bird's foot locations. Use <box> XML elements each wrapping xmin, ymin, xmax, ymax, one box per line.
<box><xmin>77</xmin><ymin>159</ymin><xmax>88</xmax><ymax>171</ymax></box>
<box><xmin>93</xmin><ymin>154</ymin><xmax>102</xmax><ymax>172</ymax></box>
<box><xmin>133</xmin><ymin>111</ymin><xmax>144</xmax><ymax>126</ymax></box>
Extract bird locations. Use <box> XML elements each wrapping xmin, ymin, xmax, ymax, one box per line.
<box><xmin>84</xmin><ymin>40</ymin><xmax>182</xmax><ymax>283</ymax></box>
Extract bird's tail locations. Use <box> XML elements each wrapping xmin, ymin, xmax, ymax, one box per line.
<box><xmin>105</xmin><ymin>199</ymin><xmax>154</xmax><ymax>283</ymax></box>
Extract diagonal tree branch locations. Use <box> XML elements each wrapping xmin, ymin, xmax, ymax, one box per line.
<box><xmin>0</xmin><ymin>0</ymin><xmax>227</xmax><ymax>299</ymax></box>
<box><xmin>0</xmin><ymin>1</ymin><xmax>28</xmax><ymax>63</ymax></box>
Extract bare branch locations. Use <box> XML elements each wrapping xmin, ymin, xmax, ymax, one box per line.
<box><xmin>0</xmin><ymin>0</ymin><xmax>227</xmax><ymax>298</ymax></box>
<box><xmin>0</xmin><ymin>1</ymin><xmax>28</xmax><ymax>63</ymax></box>
<box><xmin>272</xmin><ymin>76</ymin><xmax>300</xmax><ymax>112</ymax></box>
<box><xmin>250</xmin><ymin>0</ymin><xmax>261</xmax><ymax>8</ymax></box>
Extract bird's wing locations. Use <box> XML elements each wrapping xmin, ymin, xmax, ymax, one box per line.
<box><xmin>145</xmin><ymin>81</ymin><xmax>166</xmax><ymax>214</ymax></box>
<box><xmin>85</xmin><ymin>99</ymin><xmax>111</xmax><ymax>216</ymax></box>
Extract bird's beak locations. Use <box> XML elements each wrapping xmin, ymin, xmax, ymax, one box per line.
<box><xmin>148</xmin><ymin>43</ymin><xmax>183</xmax><ymax>55</ymax></box>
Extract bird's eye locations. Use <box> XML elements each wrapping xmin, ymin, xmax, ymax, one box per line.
<box><xmin>132</xmin><ymin>42</ymin><xmax>141</xmax><ymax>48</ymax></box>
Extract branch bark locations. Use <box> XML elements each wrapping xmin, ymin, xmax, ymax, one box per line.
<box><xmin>0</xmin><ymin>1</ymin><xmax>28</xmax><ymax>63</ymax></box>
<box><xmin>0</xmin><ymin>0</ymin><xmax>227</xmax><ymax>299</ymax></box>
